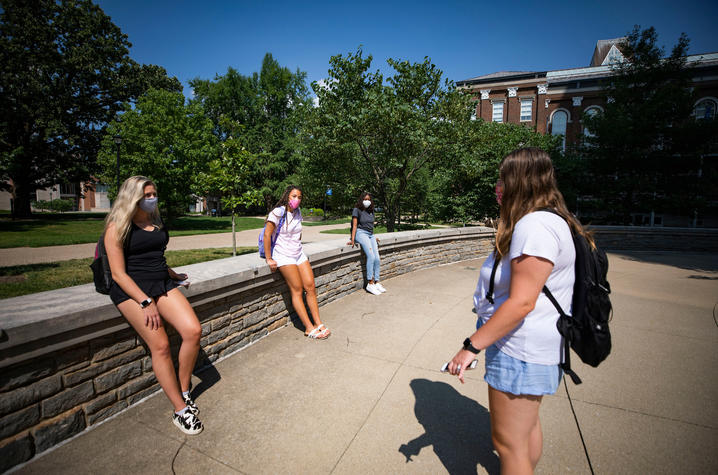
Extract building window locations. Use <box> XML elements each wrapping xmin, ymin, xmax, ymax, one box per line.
<box><xmin>520</xmin><ymin>99</ymin><xmax>532</xmax><ymax>122</ymax></box>
<box><xmin>492</xmin><ymin>102</ymin><xmax>504</xmax><ymax>122</ymax></box>
<box><xmin>583</xmin><ymin>106</ymin><xmax>602</xmax><ymax>138</ymax></box>
<box><xmin>551</xmin><ymin>110</ymin><xmax>568</xmax><ymax>150</ymax></box>
<box><xmin>694</xmin><ymin>98</ymin><xmax>717</xmax><ymax>120</ymax></box>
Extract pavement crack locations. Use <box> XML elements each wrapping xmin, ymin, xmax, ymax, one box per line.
<box><xmin>171</xmin><ymin>438</ymin><xmax>186</xmax><ymax>474</ymax></box>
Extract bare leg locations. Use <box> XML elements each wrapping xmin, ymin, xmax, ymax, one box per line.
<box><xmin>296</xmin><ymin>260</ymin><xmax>326</xmax><ymax>330</ymax></box>
<box><xmin>279</xmin><ymin>264</ymin><xmax>316</xmax><ymax>334</ymax></box>
<box><xmin>529</xmin><ymin>415</ymin><xmax>543</xmax><ymax>470</ymax></box>
<box><xmin>155</xmin><ymin>288</ymin><xmax>202</xmax><ymax>393</ymax></box>
<box><xmin>488</xmin><ymin>385</ymin><xmax>543</xmax><ymax>475</ymax></box>
<box><xmin>117</xmin><ymin>299</ymin><xmax>185</xmax><ymax>412</ymax></box>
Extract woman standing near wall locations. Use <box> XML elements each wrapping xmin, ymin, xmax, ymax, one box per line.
<box><xmin>264</xmin><ymin>185</ymin><xmax>331</xmax><ymax>340</ymax></box>
<box><xmin>447</xmin><ymin>148</ymin><xmax>586</xmax><ymax>473</ymax></box>
<box><xmin>348</xmin><ymin>192</ymin><xmax>385</xmax><ymax>295</ymax></box>
<box><xmin>104</xmin><ymin>176</ymin><xmax>203</xmax><ymax>435</ymax></box>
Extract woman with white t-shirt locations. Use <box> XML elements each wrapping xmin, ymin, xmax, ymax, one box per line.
<box><xmin>446</xmin><ymin>147</ymin><xmax>593</xmax><ymax>474</ymax></box>
<box><xmin>264</xmin><ymin>185</ymin><xmax>331</xmax><ymax>340</ymax></box>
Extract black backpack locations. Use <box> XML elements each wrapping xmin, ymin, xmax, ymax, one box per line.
<box><xmin>486</xmin><ymin>210</ymin><xmax>612</xmax><ymax>385</ymax></box>
<box><xmin>90</xmin><ymin>231</ymin><xmax>131</xmax><ymax>295</ymax></box>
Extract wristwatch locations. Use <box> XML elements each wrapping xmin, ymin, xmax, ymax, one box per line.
<box><xmin>139</xmin><ymin>298</ymin><xmax>153</xmax><ymax>309</ymax></box>
<box><xmin>463</xmin><ymin>337</ymin><xmax>481</xmax><ymax>354</ymax></box>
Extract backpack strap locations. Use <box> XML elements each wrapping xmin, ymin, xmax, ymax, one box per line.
<box><xmin>543</xmin><ymin>286</ymin><xmax>582</xmax><ymax>385</ymax></box>
<box><xmin>485</xmin><ymin>252</ymin><xmax>500</xmax><ymax>304</ymax></box>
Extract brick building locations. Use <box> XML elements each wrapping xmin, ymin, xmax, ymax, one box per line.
<box><xmin>457</xmin><ymin>38</ymin><xmax>718</xmax><ymax>151</ymax></box>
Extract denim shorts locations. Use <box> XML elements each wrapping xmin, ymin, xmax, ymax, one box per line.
<box><xmin>483</xmin><ymin>344</ymin><xmax>562</xmax><ymax>396</ymax></box>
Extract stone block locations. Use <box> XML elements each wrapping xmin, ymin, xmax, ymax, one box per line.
<box><xmin>87</xmin><ymin>400</ymin><xmax>128</xmax><ymax>426</ymax></box>
<box><xmin>91</xmin><ymin>335</ymin><xmax>136</xmax><ymax>363</ymax></box>
<box><xmin>219</xmin><ymin>339</ymin><xmax>249</xmax><ymax>358</ymax></box>
<box><xmin>62</xmin><ymin>346</ymin><xmax>145</xmax><ymax>387</ymax></box>
<box><xmin>205</xmin><ymin>327</ymin><xmax>229</xmax><ymax>346</ymax></box>
<box><xmin>41</xmin><ymin>381</ymin><xmax>94</xmax><ymax>419</ymax></box>
<box><xmin>0</xmin><ymin>375</ymin><xmax>62</xmax><ymax>417</ymax></box>
<box><xmin>32</xmin><ymin>409</ymin><xmax>85</xmax><ymax>453</ymax></box>
<box><xmin>0</xmin><ymin>359</ymin><xmax>55</xmax><ymax>392</ymax></box>
<box><xmin>201</xmin><ymin>322</ymin><xmax>212</xmax><ymax>336</ymax></box>
<box><xmin>56</xmin><ymin>345</ymin><xmax>91</xmax><ymax>370</ymax></box>
<box><xmin>211</xmin><ymin>314</ymin><xmax>232</xmax><ymax>331</ymax></box>
<box><xmin>0</xmin><ymin>433</ymin><xmax>34</xmax><ymax>473</ymax></box>
<box><xmin>93</xmin><ymin>361</ymin><xmax>142</xmax><ymax>394</ymax></box>
<box><xmin>0</xmin><ymin>405</ymin><xmax>40</xmax><ymax>440</ymax></box>
<box><xmin>127</xmin><ymin>384</ymin><xmax>160</xmax><ymax>406</ymax></box>
<box><xmin>84</xmin><ymin>391</ymin><xmax>117</xmax><ymax>416</ymax></box>
<box><xmin>116</xmin><ymin>373</ymin><xmax>157</xmax><ymax>400</ymax></box>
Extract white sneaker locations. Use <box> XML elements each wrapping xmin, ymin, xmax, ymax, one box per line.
<box><xmin>366</xmin><ymin>283</ymin><xmax>382</xmax><ymax>295</ymax></box>
<box><xmin>375</xmin><ymin>282</ymin><xmax>386</xmax><ymax>293</ymax></box>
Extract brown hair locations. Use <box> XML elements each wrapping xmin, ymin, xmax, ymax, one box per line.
<box><xmin>495</xmin><ymin>147</ymin><xmax>594</xmax><ymax>256</ymax></box>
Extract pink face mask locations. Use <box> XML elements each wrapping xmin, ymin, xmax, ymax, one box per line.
<box><xmin>495</xmin><ymin>179</ymin><xmax>504</xmax><ymax>205</ymax></box>
<box><xmin>289</xmin><ymin>198</ymin><xmax>300</xmax><ymax>210</ymax></box>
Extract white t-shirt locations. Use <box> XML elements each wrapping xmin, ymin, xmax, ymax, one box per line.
<box><xmin>474</xmin><ymin>211</ymin><xmax>575</xmax><ymax>365</ymax></box>
<box><xmin>267</xmin><ymin>207</ymin><xmax>302</xmax><ymax>259</ymax></box>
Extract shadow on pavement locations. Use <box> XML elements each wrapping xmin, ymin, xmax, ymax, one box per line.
<box><xmin>192</xmin><ymin>349</ymin><xmax>221</xmax><ymax>399</ymax></box>
<box><xmin>400</xmin><ymin>378</ymin><xmax>499</xmax><ymax>475</ymax></box>
<box><xmin>610</xmin><ymin>251</ymin><xmax>718</xmax><ymax>273</ymax></box>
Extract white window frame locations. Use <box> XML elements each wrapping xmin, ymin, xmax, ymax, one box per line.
<box><xmin>582</xmin><ymin>105</ymin><xmax>603</xmax><ymax>138</ymax></box>
<box><xmin>491</xmin><ymin>100</ymin><xmax>505</xmax><ymax>123</ymax></box>
<box><xmin>520</xmin><ymin>99</ymin><xmax>533</xmax><ymax>122</ymax></box>
<box><xmin>549</xmin><ymin>108</ymin><xmax>570</xmax><ymax>150</ymax></box>
<box><xmin>694</xmin><ymin>97</ymin><xmax>717</xmax><ymax>120</ymax></box>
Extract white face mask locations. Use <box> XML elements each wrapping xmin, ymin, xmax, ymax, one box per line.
<box><xmin>139</xmin><ymin>197</ymin><xmax>158</xmax><ymax>213</ymax></box>
<box><xmin>362</xmin><ymin>200</ymin><xmax>372</xmax><ymax>209</ymax></box>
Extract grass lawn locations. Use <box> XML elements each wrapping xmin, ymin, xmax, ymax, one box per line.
<box><xmin>0</xmin><ymin>247</ymin><xmax>255</xmax><ymax>299</ymax></box>
<box><xmin>0</xmin><ymin>214</ymin><xmax>266</xmax><ymax>248</ymax></box>
<box><xmin>302</xmin><ymin>217</ymin><xmax>352</xmax><ymax>226</ymax></box>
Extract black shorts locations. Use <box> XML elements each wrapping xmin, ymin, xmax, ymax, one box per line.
<box><xmin>109</xmin><ymin>277</ymin><xmax>180</xmax><ymax>306</ymax></box>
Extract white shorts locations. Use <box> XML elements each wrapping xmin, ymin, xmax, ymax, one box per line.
<box><xmin>274</xmin><ymin>251</ymin><xmax>308</xmax><ymax>268</ymax></box>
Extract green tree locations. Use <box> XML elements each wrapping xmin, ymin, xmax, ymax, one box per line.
<box><xmin>0</xmin><ymin>0</ymin><xmax>181</xmax><ymax>218</ymax></box>
<box><xmin>98</xmin><ymin>89</ymin><xmax>216</xmax><ymax>222</ymax></box>
<box><xmin>303</xmin><ymin>49</ymin><xmax>473</xmax><ymax>231</ymax></box>
<box><xmin>428</xmin><ymin>120</ymin><xmax>560</xmax><ymax>225</ymax></box>
<box><xmin>194</xmin><ymin>119</ymin><xmax>263</xmax><ymax>255</ymax></box>
<box><xmin>580</xmin><ymin>26</ymin><xmax>718</xmax><ymax>224</ymax></box>
<box><xmin>190</xmin><ymin>53</ymin><xmax>310</xmax><ymax>211</ymax></box>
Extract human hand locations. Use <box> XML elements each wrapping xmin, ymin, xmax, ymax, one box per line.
<box><xmin>142</xmin><ymin>301</ymin><xmax>162</xmax><ymax>330</ymax></box>
<box><xmin>266</xmin><ymin>258</ymin><xmax>278</xmax><ymax>272</ymax></box>
<box><xmin>447</xmin><ymin>349</ymin><xmax>477</xmax><ymax>384</ymax></box>
<box><xmin>376</xmin><ymin>237</ymin><xmax>380</xmax><ymax>244</ymax></box>
<box><xmin>347</xmin><ymin>239</ymin><xmax>355</xmax><ymax>247</ymax></box>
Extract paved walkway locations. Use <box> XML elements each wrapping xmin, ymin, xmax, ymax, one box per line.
<box><xmin>0</xmin><ymin>223</ymin><xmax>350</xmax><ymax>267</ymax></box>
<box><xmin>12</xmin><ymin>252</ymin><xmax>718</xmax><ymax>474</ymax></box>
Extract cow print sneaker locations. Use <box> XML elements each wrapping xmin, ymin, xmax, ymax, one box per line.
<box><xmin>173</xmin><ymin>410</ymin><xmax>203</xmax><ymax>435</ymax></box>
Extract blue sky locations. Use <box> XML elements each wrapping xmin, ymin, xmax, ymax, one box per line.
<box><xmin>96</xmin><ymin>0</ymin><xmax>718</xmax><ymax>97</ymax></box>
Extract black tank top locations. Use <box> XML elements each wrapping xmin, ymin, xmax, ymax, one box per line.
<box><xmin>125</xmin><ymin>223</ymin><xmax>170</xmax><ymax>281</ymax></box>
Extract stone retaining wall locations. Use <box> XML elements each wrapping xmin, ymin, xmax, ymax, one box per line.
<box><xmin>0</xmin><ymin>227</ymin><xmax>495</xmax><ymax>472</ymax></box>
<box><xmin>591</xmin><ymin>226</ymin><xmax>718</xmax><ymax>252</ymax></box>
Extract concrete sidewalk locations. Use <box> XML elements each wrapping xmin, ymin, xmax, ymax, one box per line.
<box><xmin>12</xmin><ymin>252</ymin><xmax>718</xmax><ymax>474</ymax></box>
<box><xmin>0</xmin><ymin>223</ymin><xmax>350</xmax><ymax>267</ymax></box>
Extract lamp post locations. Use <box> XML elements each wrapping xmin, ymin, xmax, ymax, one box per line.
<box><xmin>113</xmin><ymin>135</ymin><xmax>122</xmax><ymax>193</ymax></box>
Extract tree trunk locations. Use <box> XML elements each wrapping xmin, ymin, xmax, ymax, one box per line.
<box><xmin>11</xmin><ymin>181</ymin><xmax>33</xmax><ymax>219</ymax></box>
<box><xmin>231</xmin><ymin>211</ymin><xmax>237</xmax><ymax>256</ymax></box>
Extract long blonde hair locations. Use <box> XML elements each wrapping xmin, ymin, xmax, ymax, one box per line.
<box><xmin>105</xmin><ymin>176</ymin><xmax>162</xmax><ymax>245</ymax></box>
<box><xmin>495</xmin><ymin>148</ymin><xmax>594</xmax><ymax>256</ymax></box>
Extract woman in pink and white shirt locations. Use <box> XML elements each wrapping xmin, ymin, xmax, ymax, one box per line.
<box><xmin>263</xmin><ymin>185</ymin><xmax>331</xmax><ymax>339</ymax></box>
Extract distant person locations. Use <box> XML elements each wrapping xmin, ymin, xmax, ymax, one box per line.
<box><xmin>446</xmin><ymin>148</ymin><xmax>587</xmax><ymax>473</ymax></box>
<box><xmin>264</xmin><ymin>185</ymin><xmax>331</xmax><ymax>340</ymax></box>
<box><xmin>104</xmin><ymin>176</ymin><xmax>203</xmax><ymax>435</ymax></box>
<box><xmin>348</xmin><ymin>192</ymin><xmax>385</xmax><ymax>295</ymax></box>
